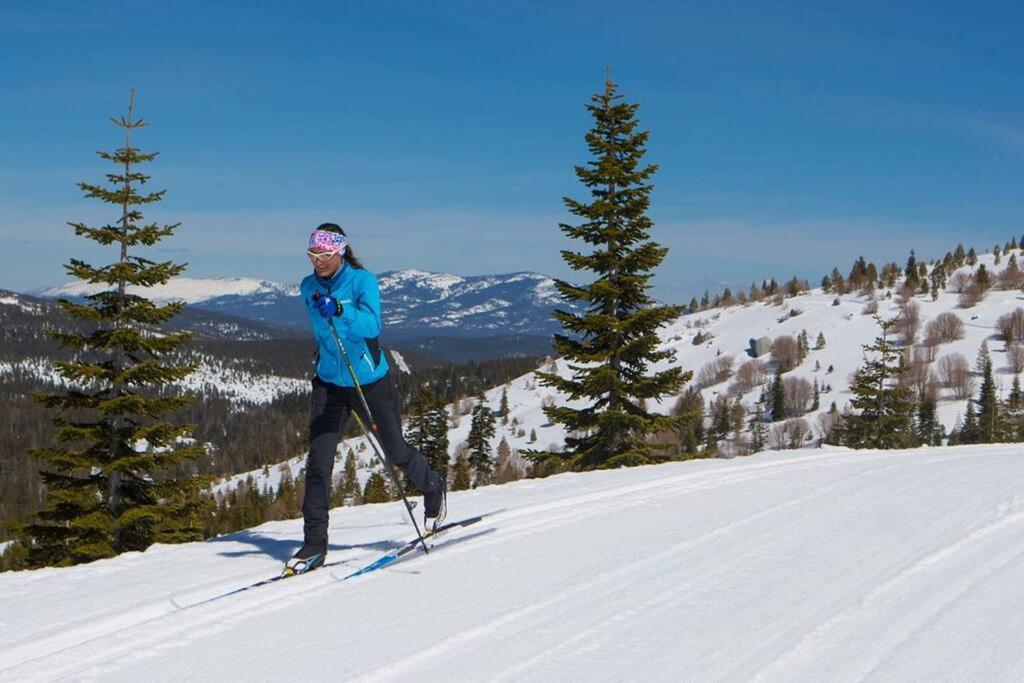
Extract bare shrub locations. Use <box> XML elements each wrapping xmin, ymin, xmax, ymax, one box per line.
<box><xmin>895</xmin><ymin>283</ymin><xmax>916</xmax><ymax>305</ymax></box>
<box><xmin>949</xmin><ymin>271</ymin><xmax>971</xmax><ymax>294</ymax></box>
<box><xmin>768</xmin><ymin>423</ymin><xmax>789</xmax><ymax>450</ymax></box>
<box><xmin>818</xmin><ymin>410</ymin><xmax>844</xmax><ymax>442</ymax></box>
<box><xmin>925</xmin><ymin>312</ymin><xmax>965</xmax><ymax>344</ymax></box>
<box><xmin>996</xmin><ymin>308</ymin><xmax>1024</xmax><ymax>345</ymax></box>
<box><xmin>770</xmin><ymin>335</ymin><xmax>800</xmax><ymax>373</ymax></box>
<box><xmin>899</xmin><ymin>353</ymin><xmax>939</xmax><ymax>403</ymax></box>
<box><xmin>784</xmin><ymin>418</ymin><xmax>812</xmax><ymax>448</ymax></box>
<box><xmin>782</xmin><ymin>376</ymin><xmax>814</xmax><ymax>417</ymax></box>
<box><xmin>1008</xmin><ymin>343</ymin><xmax>1024</xmax><ymax>375</ymax></box>
<box><xmin>918</xmin><ymin>338</ymin><xmax>939</xmax><ymax>363</ymax></box>
<box><xmin>999</xmin><ymin>263</ymin><xmax>1024</xmax><ymax>289</ymax></box>
<box><xmin>862</xmin><ymin>298</ymin><xmax>879</xmax><ymax>315</ymax></box>
<box><xmin>696</xmin><ymin>355</ymin><xmax>735</xmax><ymax>388</ymax></box>
<box><xmin>895</xmin><ymin>301</ymin><xmax>921</xmax><ymax>345</ymax></box>
<box><xmin>958</xmin><ymin>282</ymin><xmax>983</xmax><ymax>308</ymax></box>
<box><xmin>937</xmin><ymin>353</ymin><xmax>975</xmax><ymax>399</ymax></box>
<box><xmin>730</xmin><ymin>359</ymin><xmax>766</xmax><ymax>394</ymax></box>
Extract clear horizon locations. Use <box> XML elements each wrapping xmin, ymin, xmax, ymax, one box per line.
<box><xmin>2</xmin><ymin>1</ymin><xmax>1021</xmax><ymax>304</ymax></box>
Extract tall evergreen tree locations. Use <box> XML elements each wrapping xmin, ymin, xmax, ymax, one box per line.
<box><xmin>534</xmin><ymin>75</ymin><xmax>686</xmax><ymax>470</ymax></box>
<box><xmin>841</xmin><ymin>316</ymin><xmax>917</xmax><ymax>449</ymax></box>
<box><xmin>20</xmin><ymin>92</ymin><xmax>205</xmax><ymax>568</ymax></box>
<box><xmin>466</xmin><ymin>395</ymin><xmax>497</xmax><ymax>485</ymax></box>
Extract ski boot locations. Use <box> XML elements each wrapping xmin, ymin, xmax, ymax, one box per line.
<box><xmin>284</xmin><ymin>541</ymin><xmax>326</xmax><ymax>576</ymax></box>
<box><xmin>423</xmin><ymin>475</ymin><xmax>447</xmax><ymax>534</ymax></box>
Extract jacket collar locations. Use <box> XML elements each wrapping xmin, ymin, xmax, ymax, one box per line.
<box><xmin>314</xmin><ymin>262</ymin><xmax>350</xmax><ymax>292</ymax></box>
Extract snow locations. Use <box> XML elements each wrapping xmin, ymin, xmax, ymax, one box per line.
<box><xmin>389</xmin><ymin>350</ymin><xmax>411</xmax><ymax>374</ymax></box>
<box><xmin>3</xmin><ymin>444</ymin><xmax>1024</xmax><ymax>680</ymax></box>
<box><xmin>38</xmin><ymin>277</ymin><xmax>300</xmax><ymax>304</ymax></box>
<box><xmin>0</xmin><ymin>356</ymin><xmax>306</xmax><ymax>407</ymax></box>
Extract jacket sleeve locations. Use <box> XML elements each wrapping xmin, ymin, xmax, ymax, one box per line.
<box><xmin>338</xmin><ymin>271</ymin><xmax>382</xmax><ymax>339</ymax></box>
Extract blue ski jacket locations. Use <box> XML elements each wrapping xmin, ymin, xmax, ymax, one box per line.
<box><xmin>300</xmin><ymin>263</ymin><xmax>390</xmax><ymax>387</ymax></box>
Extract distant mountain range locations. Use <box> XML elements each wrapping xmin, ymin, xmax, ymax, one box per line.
<box><xmin>34</xmin><ymin>269</ymin><xmax>583</xmax><ymax>362</ymax></box>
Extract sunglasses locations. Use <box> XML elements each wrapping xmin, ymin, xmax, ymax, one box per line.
<box><xmin>306</xmin><ymin>248</ymin><xmax>341</xmax><ymax>263</ymax></box>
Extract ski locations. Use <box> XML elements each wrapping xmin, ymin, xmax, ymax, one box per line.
<box><xmin>171</xmin><ymin>513</ymin><xmax>489</xmax><ymax>610</ymax></box>
<box><xmin>340</xmin><ymin>514</ymin><xmax>486</xmax><ymax>580</ymax></box>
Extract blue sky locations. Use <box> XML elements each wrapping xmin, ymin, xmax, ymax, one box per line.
<box><xmin>1</xmin><ymin>1</ymin><xmax>1022</xmax><ymax>303</ymax></box>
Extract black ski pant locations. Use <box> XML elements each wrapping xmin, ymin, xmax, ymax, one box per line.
<box><xmin>303</xmin><ymin>373</ymin><xmax>442</xmax><ymax>544</ymax></box>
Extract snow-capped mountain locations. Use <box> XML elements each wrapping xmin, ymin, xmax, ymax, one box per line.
<box><xmin>36</xmin><ymin>269</ymin><xmax>581</xmax><ymax>353</ymax></box>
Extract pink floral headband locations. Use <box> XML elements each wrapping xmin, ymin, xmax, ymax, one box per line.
<box><xmin>308</xmin><ymin>230</ymin><xmax>348</xmax><ymax>253</ymax></box>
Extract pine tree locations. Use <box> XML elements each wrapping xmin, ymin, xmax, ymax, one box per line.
<box><xmin>976</xmin><ymin>340</ymin><xmax>991</xmax><ymax>375</ymax></box>
<box><xmin>815</xmin><ymin>332</ymin><xmax>826</xmax><ymax>349</ymax></box>
<box><xmin>841</xmin><ymin>315</ymin><xmax>917</xmax><ymax>449</ymax></box>
<box><xmin>533</xmin><ymin>74</ymin><xmax>686</xmax><ymax>471</ymax></box>
<box><xmin>1007</xmin><ymin>375</ymin><xmax>1023</xmax><ymax>441</ymax></box>
<box><xmin>451</xmin><ymin>452</ymin><xmax>471</xmax><ymax>491</ymax></box>
<box><xmin>20</xmin><ymin>92</ymin><xmax>205</xmax><ymax>568</ymax></box>
<box><xmin>976</xmin><ymin>357</ymin><xmax>1007</xmax><ymax>442</ymax></box>
<box><xmin>771</xmin><ymin>368</ymin><xmax>786</xmax><ymax>422</ymax></box>
<box><xmin>405</xmin><ymin>389</ymin><xmax>450</xmax><ymax>482</ymax></box>
<box><xmin>331</xmin><ymin>450</ymin><xmax>360</xmax><ymax>507</ymax></box>
<box><xmin>916</xmin><ymin>396</ymin><xmax>941</xmax><ymax>446</ymax></box>
<box><xmin>362</xmin><ymin>470</ymin><xmax>390</xmax><ymax>504</ymax></box>
<box><xmin>750</xmin><ymin>405</ymin><xmax>766</xmax><ymax>453</ymax></box>
<box><xmin>499</xmin><ymin>386</ymin><xmax>510</xmax><ymax>425</ymax></box>
<box><xmin>466</xmin><ymin>395</ymin><xmax>497</xmax><ymax>485</ymax></box>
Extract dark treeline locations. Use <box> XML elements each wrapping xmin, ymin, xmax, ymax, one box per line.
<box><xmin>1</xmin><ymin>334</ymin><xmax>541</xmax><ymax>550</ymax></box>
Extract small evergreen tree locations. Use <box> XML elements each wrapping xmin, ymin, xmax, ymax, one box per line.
<box><xmin>499</xmin><ymin>386</ymin><xmax>509</xmax><ymax>424</ymax></box>
<box><xmin>916</xmin><ymin>396</ymin><xmax>941</xmax><ymax>446</ymax></box>
<box><xmin>976</xmin><ymin>357</ymin><xmax>1007</xmax><ymax>442</ymax></box>
<box><xmin>20</xmin><ymin>92</ymin><xmax>205</xmax><ymax>568</ymax></box>
<box><xmin>750</xmin><ymin>405</ymin><xmax>766</xmax><ymax>453</ymax></box>
<box><xmin>331</xmin><ymin>450</ymin><xmax>360</xmax><ymax>507</ymax></box>
<box><xmin>451</xmin><ymin>452</ymin><xmax>472</xmax><ymax>491</ymax></box>
<box><xmin>815</xmin><ymin>332</ymin><xmax>826</xmax><ymax>349</ymax></box>
<box><xmin>770</xmin><ymin>368</ymin><xmax>786</xmax><ymax>422</ymax></box>
<box><xmin>841</xmin><ymin>316</ymin><xmax>917</xmax><ymax>449</ymax></box>
<box><xmin>362</xmin><ymin>470</ymin><xmax>390</xmax><ymax>504</ymax></box>
<box><xmin>533</xmin><ymin>74</ymin><xmax>686</xmax><ymax>471</ymax></box>
<box><xmin>405</xmin><ymin>389</ymin><xmax>450</xmax><ymax>482</ymax></box>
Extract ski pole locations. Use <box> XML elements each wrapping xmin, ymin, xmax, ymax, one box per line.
<box><xmin>314</xmin><ymin>291</ymin><xmax>430</xmax><ymax>555</ymax></box>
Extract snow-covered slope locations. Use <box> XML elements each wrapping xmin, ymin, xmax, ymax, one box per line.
<box><xmin>3</xmin><ymin>444</ymin><xmax>1024</xmax><ymax>680</ymax></box>
<box><xmin>222</xmin><ymin>249</ymin><xmax>1023</xmax><ymax>497</ymax></box>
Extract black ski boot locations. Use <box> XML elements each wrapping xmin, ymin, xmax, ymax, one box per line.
<box><xmin>423</xmin><ymin>475</ymin><xmax>447</xmax><ymax>534</ymax></box>
<box><xmin>285</xmin><ymin>541</ymin><xmax>326</xmax><ymax>575</ymax></box>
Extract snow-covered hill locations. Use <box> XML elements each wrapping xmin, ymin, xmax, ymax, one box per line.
<box><xmin>224</xmin><ymin>249</ymin><xmax>1023</xmax><ymax>497</ymax></box>
<box><xmin>3</xmin><ymin>444</ymin><xmax>1024</xmax><ymax>680</ymax></box>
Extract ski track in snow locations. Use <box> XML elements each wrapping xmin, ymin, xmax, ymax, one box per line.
<box><xmin>2</xmin><ymin>445</ymin><xmax>1024</xmax><ymax>681</ymax></box>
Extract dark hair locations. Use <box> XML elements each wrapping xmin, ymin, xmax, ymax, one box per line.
<box><xmin>316</xmin><ymin>222</ymin><xmax>364</xmax><ymax>269</ymax></box>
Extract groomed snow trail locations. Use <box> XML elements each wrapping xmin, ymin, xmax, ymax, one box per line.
<box><xmin>2</xmin><ymin>445</ymin><xmax>1023</xmax><ymax>682</ymax></box>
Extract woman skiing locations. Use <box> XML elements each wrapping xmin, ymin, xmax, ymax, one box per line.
<box><xmin>286</xmin><ymin>223</ymin><xmax>447</xmax><ymax>574</ymax></box>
